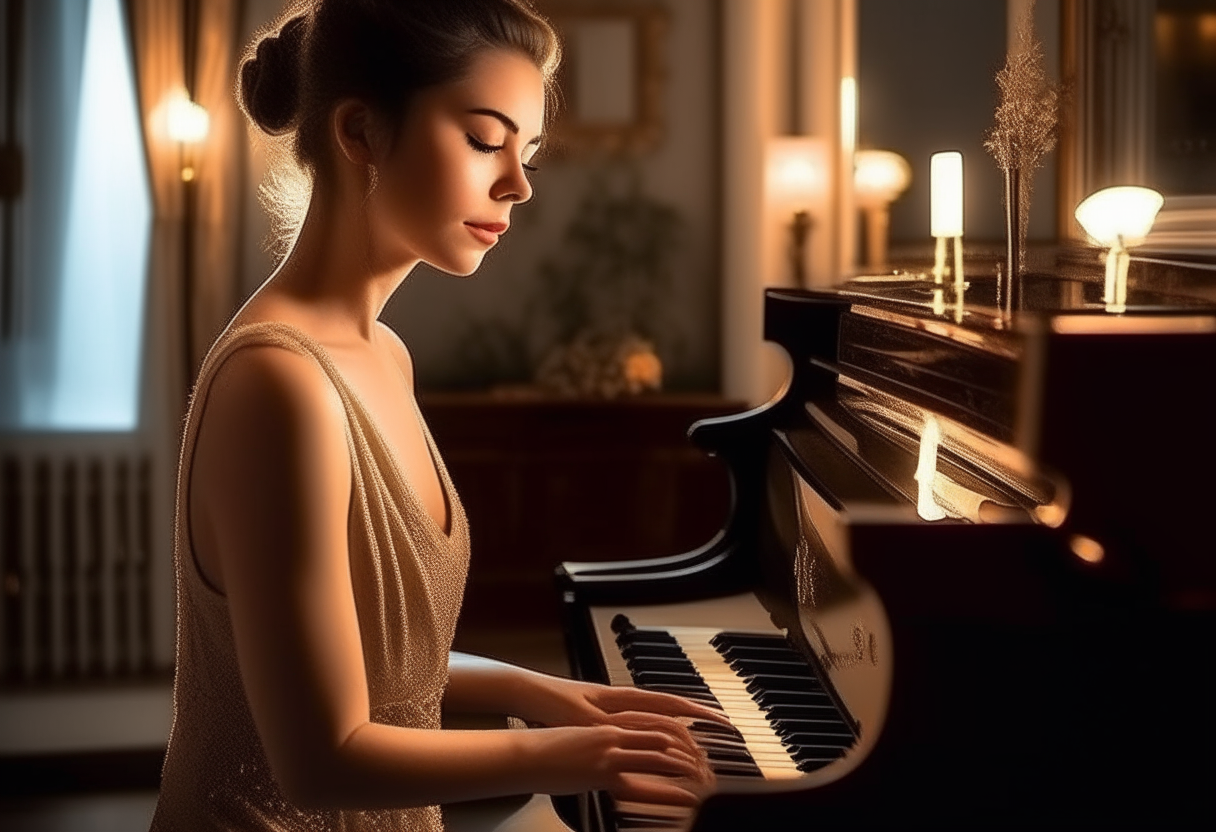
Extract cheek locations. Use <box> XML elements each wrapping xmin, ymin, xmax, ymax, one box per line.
<box><xmin>393</xmin><ymin>133</ymin><xmax>477</xmax><ymax>214</ymax></box>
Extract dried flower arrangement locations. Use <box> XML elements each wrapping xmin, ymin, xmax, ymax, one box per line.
<box><xmin>983</xmin><ymin>0</ymin><xmax>1066</xmax><ymax>308</ymax></box>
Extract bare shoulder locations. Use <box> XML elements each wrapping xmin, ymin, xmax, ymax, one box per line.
<box><xmin>376</xmin><ymin>321</ymin><xmax>416</xmax><ymax>391</ymax></box>
<box><xmin>191</xmin><ymin>343</ymin><xmax>353</xmax><ymax>590</ymax></box>
<box><xmin>201</xmin><ymin>343</ymin><xmax>346</xmax><ymax>446</ymax></box>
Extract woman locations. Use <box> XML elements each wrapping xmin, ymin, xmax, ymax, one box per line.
<box><xmin>150</xmin><ymin>1</ymin><xmax>719</xmax><ymax>829</ymax></box>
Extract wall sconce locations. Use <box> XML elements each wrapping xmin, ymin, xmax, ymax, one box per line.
<box><xmin>767</xmin><ymin>137</ymin><xmax>828</xmax><ymax>288</ymax></box>
<box><xmin>930</xmin><ymin>151</ymin><xmax>965</xmax><ymax>292</ymax></box>
<box><xmin>165</xmin><ymin>95</ymin><xmax>210</xmax><ymax>181</ymax></box>
<box><xmin>854</xmin><ymin>149</ymin><xmax>911</xmax><ymax>271</ymax></box>
<box><xmin>1074</xmin><ymin>185</ymin><xmax>1164</xmax><ymax>313</ymax></box>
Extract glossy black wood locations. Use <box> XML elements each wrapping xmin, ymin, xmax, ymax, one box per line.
<box><xmin>557</xmin><ymin>270</ymin><xmax>1216</xmax><ymax>830</ymax></box>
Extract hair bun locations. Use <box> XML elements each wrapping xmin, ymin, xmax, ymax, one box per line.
<box><xmin>239</xmin><ymin>15</ymin><xmax>307</xmax><ymax>135</ymax></box>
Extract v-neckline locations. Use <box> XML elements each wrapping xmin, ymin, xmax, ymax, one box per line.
<box><xmin>233</xmin><ymin>322</ymin><xmax>455</xmax><ymax>544</ymax></box>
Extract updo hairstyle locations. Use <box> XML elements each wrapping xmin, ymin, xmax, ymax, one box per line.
<box><xmin>238</xmin><ymin>0</ymin><xmax>560</xmax><ymax>197</ymax></box>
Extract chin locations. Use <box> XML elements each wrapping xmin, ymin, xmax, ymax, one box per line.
<box><xmin>427</xmin><ymin>252</ymin><xmax>487</xmax><ymax>278</ymax></box>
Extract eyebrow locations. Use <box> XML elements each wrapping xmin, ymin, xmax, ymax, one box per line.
<box><xmin>467</xmin><ymin>107</ymin><xmax>542</xmax><ymax>146</ymax></box>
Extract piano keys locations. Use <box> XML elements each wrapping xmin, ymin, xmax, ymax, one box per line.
<box><xmin>557</xmin><ymin>267</ymin><xmax>1216</xmax><ymax>830</ymax></box>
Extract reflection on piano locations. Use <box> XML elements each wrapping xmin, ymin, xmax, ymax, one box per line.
<box><xmin>556</xmin><ymin>268</ymin><xmax>1216</xmax><ymax>830</ymax></box>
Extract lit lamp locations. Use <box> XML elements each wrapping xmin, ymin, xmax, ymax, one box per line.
<box><xmin>1074</xmin><ymin>185</ymin><xmax>1164</xmax><ymax>313</ymax></box>
<box><xmin>930</xmin><ymin>151</ymin><xmax>964</xmax><ymax>291</ymax></box>
<box><xmin>166</xmin><ymin>95</ymin><xmax>210</xmax><ymax>181</ymax></box>
<box><xmin>767</xmin><ymin>137</ymin><xmax>827</xmax><ymax>288</ymax></box>
<box><xmin>854</xmin><ymin>150</ymin><xmax>911</xmax><ymax>270</ymax></box>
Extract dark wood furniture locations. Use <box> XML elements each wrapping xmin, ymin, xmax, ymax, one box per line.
<box><xmin>420</xmin><ymin>391</ymin><xmax>745</xmax><ymax>633</ymax></box>
<box><xmin>557</xmin><ymin>268</ymin><xmax>1216</xmax><ymax>830</ymax></box>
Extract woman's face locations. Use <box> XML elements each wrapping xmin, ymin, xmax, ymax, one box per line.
<box><xmin>369</xmin><ymin>48</ymin><xmax>545</xmax><ymax>276</ymax></box>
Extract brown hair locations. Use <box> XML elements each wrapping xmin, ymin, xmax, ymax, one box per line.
<box><xmin>237</xmin><ymin>0</ymin><xmax>561</xmax><ymax>249</ymax></box>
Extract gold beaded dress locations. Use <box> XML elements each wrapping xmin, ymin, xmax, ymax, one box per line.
<box><xmin>151</xmin><ymin>322</ymin><xmax>470</xmax><ymax>831</ymax></box>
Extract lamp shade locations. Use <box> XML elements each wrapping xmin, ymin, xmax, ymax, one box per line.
<box><xmin>930</xmin><ymin>151</ymin><xmax>964</xmax><ymax>238</ymax></box>
<box><xmin>1075</xmin><ymin>185</ymin><xmax>1164</xmax><ymax>249</ymax></box>
<box><xmin>854</xmin><ymin>150</ymin><xmax>911</xmax><ymax>208</ymax></box>
<box><xmin>766</xmin><ymin>137</ymin><xmax>828</xmax><ymax>215</ymax></box>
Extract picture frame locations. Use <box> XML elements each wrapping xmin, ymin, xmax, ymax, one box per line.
<box><xmin>539</xmin><ymin>3</ymin><xmax>668</xmax><ymax>157</ymax></box>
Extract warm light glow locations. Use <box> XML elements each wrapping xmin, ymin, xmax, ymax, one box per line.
<box><xmin>915</xmin><ymin>415</ymin><xmax>946</xmax><ymax>521</ymax></box>
<box><xmin>1074</xmin><ymin>186</ymin><xmax>1164</xmax><ymax>249</ymax></box>
<box><xmin>1075</xmin><ymin>186</ymin><xmax>1163</xmax><ymax>310</ymax></box>
<box><xmin>841</xmin><ymin>77</ymin><xmax>857</xmax><ymax>154</ymax></box>
<box><xmin>166</xmin><ymin>96</ymin><xmax>210</xmax><ymax>144</ymax></box>
<box><xmin>766</xmin><ymin>137</ymin><xmax>828</xmax><ymax>215</ymax></box>
<box><xmin>930</xmin><ymin>151</ymin><xmax>964</xmax><ymax>238</ymax></box>
<box><xmin>1069</xmin><ymin>535</ymin><xmax>1105</xmax><ymax>564</ymax></box>
<box><xmin>854</xmin><ymin>150</ymin><xmax>911</xmax><ymax>208</ymax></box>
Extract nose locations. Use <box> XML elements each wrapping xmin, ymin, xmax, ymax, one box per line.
<box><xmin>493</xmin><ymin>159</ymin><xmax>534</xmax><ymax>205</ymax></box>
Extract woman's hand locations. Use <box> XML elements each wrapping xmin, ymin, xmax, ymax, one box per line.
<box><xmin>517</xmin><ymin>674</ymin><xmax>730</xmax><ymax>731</ymax></box>
<box><xmin>533</xmin><ymin>722</ymin><xmax>715</xmax><ymax>806</ymax></box>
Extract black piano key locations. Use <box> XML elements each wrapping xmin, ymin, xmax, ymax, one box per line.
<box><xmin>755</xmin><ymin>689</ymin><xmax>833</xmax><ymax>707</ymax></box>
<box><xmin>710</xmin><ymin>632</ymin><xmax>791</xmax><ymax>650</ymax></box>
<box><xmin>616</xmin><ymin>630</ymin><xmax>680</xmax><ymax>646</ymax></box>
<box><xmin>728</xmin><ymin>657</ymin><xmax>818</xmax><ymax>676</ymax></box>
<box><xmin>744</xmin><ymin>674</ymin><xmax>824</xmax><ymax>696</ymax></box>
<box><xmin>709</xmin><ymin>759</ymin><xmax>764</xmax><ymax>777</ymax></box>
<box><xmin>632</xmin><ymin>670</ymin><xmax>711</xmax><ymax>689</ymax></box>
<box><xmin>761</xmin><ymin>703</ymin><xmax>846</xmax><ymax>721</ymax></box>
<box><xmin>778</xmin><ymin>724</ymin><xmax>856</xmax><ymax>744</ymax></box>
<box><xmin>620</xmin><ymin>642</ymin><xmax>686</xmax><ymax>660</ymax></box>
<box><xmin>719</xmin><ymin>645</ymin><xmax>805</xmax><ymax>662</ymax></box>
<box><xmin>688</xmin><ymin>719</ymin><xmax>743</xmax><ymax>738</ymax></box>
<box><xmin>610</xmin><ymin>614</ymin><xmax>635</xmax><ymax>634</ymax></box>
<box><xmin>624</xmin><ymin>656</ymin><xmax>698</xmax><ymax>673</ymax></box>
<box><xmin>705</xmin><ymin>745</ymin><xmax>755</xmax><ymax>764</ymax></box>
<box><xmin>641</xmin><ymin>684</ymin><xmax>721</xmax><ymax>703</ymax></box>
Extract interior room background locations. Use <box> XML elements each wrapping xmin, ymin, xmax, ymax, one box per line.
<box><xmin>3</xmin><ymin>0</ymin><xmax>1211</xmax><ymax>820</ymax></box>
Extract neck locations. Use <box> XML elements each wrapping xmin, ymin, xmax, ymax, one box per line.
<box><xmin>267</xmin><ymin>177</ymin><xmax>419</xmax><ymax>342</ymax></box>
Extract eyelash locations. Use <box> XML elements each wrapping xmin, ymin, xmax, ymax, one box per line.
<box><xmin>466</xmin><ymin>134</ymin><xmax>539</xmax><ymax>172</ymax></box>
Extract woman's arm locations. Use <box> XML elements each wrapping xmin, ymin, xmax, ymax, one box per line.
<box><xmin>445</xmin><ymin>653</ymin><xmax>731</xmax><ymax>731</ymax></box>
<box><xmin>193</xmin><ymin>346</ymin><xmax>711</xmax><ymax>811</ymax></box>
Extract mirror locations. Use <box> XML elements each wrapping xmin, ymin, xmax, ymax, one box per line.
<box><xmin>1061</xmin><ymin>0</ymin><xmax>1216</xmax><ymax>253</ymax></box>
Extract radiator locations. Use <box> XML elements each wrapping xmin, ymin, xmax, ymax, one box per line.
<box><xmin>0</xmin><ymin>434</ymin><xmax>175</xmax><ymax>684</ymax></box>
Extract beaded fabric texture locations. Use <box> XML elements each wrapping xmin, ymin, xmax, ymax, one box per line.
<box><xmin>152</xmin><ymin>322</ymin><xmax>470</xmax><ymax>831</ymax></box>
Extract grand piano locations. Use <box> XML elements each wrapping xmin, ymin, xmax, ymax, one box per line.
<box><xmin>556</xmin><ymin>260</ymin><xmax>1216</xmax><ymax>830</ymax></box>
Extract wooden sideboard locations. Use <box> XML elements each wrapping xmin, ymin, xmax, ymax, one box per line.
<box><xmin>421</xmin><ymin>391</ymin><xmax>745</xmax><ymax>632</ymax></box>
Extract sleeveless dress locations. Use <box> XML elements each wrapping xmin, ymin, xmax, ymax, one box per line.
<box><xmin>151</xmin><ymin>322</ymin><xmax>470</xmax><ymax>831</ymax></box>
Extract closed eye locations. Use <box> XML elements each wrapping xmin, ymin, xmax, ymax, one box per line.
<box><xmin>466</xmin><ymin>134</ymin><xmax>503</xmax><ymax>154</ymax></box>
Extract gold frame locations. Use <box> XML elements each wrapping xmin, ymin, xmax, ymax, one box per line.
<box><xmin>541</xmin><ymin>3</ymin><xmax>668</xmax><ymax>157</ymax></box>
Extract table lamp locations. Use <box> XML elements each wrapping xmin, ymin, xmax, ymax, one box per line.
<box><xmin>1074</xmin><ymin>185</ymin><xmax>1164</xmax><ymax>313</ymax></box>
<box><xmin>930</xmin><ymin>151</ymin><xmax>964</xmax><ymax>291</ymax></box>
<box><xmin>854</xmin><ymin>150</ymin><xmax>911</xmax><ymax>270</ymax></box>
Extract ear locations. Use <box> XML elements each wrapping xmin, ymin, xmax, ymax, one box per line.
<box><xmin>331</xmin><ymin>100</ymin><xmax>380</xmax><ymax>168</ymax></box>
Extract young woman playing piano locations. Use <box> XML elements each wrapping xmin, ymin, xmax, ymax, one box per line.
<box><xmin>149</xmin><ymin>1</ymin><xmax>719</xmax><ymax>828</ymax></box>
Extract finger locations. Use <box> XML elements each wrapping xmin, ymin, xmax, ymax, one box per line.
<box><xmin>612</xmin><ymin>749</ymin><xmax>704</xmax><ymax>780</ymax></box>
<box><xmin>603</xmin><ymin>687</ymin><xmax>732</xmax><ymax>726</ymax></box>
<box><xmin>612</xmin><ymin>714</ymin><xmax>703</xmax><ymax>758</ymax></box>
<box><xmin>612</xmin><ymin>775</ymin><xmax>706</xmax><ymax>808</ymax></box>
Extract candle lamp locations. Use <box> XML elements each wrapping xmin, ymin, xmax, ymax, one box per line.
<box><xmin>1074</xmin><ymin>185</ymin><xmax>1164</xmax><ymax>313</ymax></box>
<box><xmin>930</xmin><ymin>151</ymin><xmax>965</xmax><ymax>293</ymax></box>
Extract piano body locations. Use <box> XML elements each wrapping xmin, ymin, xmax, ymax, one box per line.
<box><xmin>556</xmin><ymin>266</ymin><xmax>1216</xmax><ymax>830</ymax></box>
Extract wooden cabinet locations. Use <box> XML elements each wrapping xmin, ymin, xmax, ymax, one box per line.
<box><xmin>421</xmin><ymin>392</ymin><xmax>745</xmax><ymax>632</ymax></box>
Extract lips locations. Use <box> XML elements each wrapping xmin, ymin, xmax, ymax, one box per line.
<box><xmin>465</xmin><ymin>221</ymin><xmax>508</xmax><ymax>245</ymax></box>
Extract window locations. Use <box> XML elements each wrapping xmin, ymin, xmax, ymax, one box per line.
<box><xmin>0</xmin><ymin>0</ymin><xmax>152</xmax><ymax>431</ymax></box>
